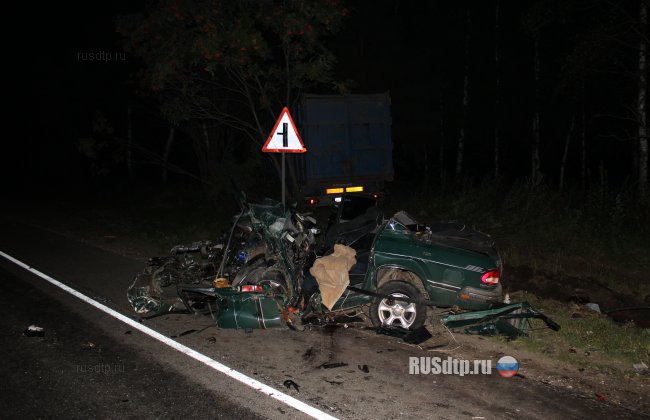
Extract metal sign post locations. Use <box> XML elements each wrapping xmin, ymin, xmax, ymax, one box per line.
<box><xmin>281</xmin><ymin>154</ymin><xmax>286</xmax><ymax>210</ymax></box>
<box><xmin>261</xmin><ymin>108</ymin><xmax>307</xmax><ymax>212</ymax></box>
<box><xmin>276</xmin><ymin>122</ymin><xmax>288</xmax><ymax>210</ymax></box>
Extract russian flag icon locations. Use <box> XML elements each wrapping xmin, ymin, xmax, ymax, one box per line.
<box><xmin>496</xmin><ymin>356</ymin><xmax>519</xmax><ymax>378</ymax></box>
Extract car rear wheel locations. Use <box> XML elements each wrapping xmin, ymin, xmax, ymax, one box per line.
<box><xmin>370</xmin><ymin>281</ymin><xmax>426</xmax><ymax>330</ymax></box>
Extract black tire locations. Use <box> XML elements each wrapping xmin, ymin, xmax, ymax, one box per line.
<box><xmin>370</xmin><ymin>281</ymin><xmax>427</xmax><ymax>330</ymax></box>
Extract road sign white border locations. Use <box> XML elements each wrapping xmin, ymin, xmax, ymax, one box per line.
<box><xmin>261</xmin><ymin>107</ymin><xmax>307</xmax><ymax>153</ymax></box>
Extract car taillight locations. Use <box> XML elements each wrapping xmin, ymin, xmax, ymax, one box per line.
<box><xmin>481</xmin><ymin>270</ymin><xmax>500</xmax><ymax>285</ymax></box>
<box><xmin>240</xmin><ymin>285</ymin><xmax>263</xmax><ymax>292</ymax></box>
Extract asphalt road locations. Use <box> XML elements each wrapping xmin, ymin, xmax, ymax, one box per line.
<box><xmin>0</xmin><ymin>220</ymin><xmax>312</xmax><ymax>419</ymax></box>
<box><xmin>0</xmin><ymin>266</ymin><xmax>263</xmax><ymax>419</ymax></box>
<box><xmin>0</xmin><ymin>217</ymin><xmax>646</xmax><ymax>419</ymax></box>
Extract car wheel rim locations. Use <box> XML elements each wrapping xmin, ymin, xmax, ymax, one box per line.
<box><xmin>377</xmin><ymin>292</ymin><xmax>417</xmax><ymax>328</ymax></box>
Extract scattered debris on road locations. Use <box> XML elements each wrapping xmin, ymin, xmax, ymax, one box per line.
<box><xmin>23</xmin><ymin>325</ymin><xmax>45</xmax><ymax>337</ymax></box>
<box><xmin>441</xmin><ymin>302</ymin><xmax>561</xmax><ymax>337</ymax></box>
<box><xmin>302</xmin><ymin>347</ymin><xmax>316</xmax><ymax>360</ymax></box>
<box><xmin>171</xmin><ymin>329</ymin><xmax>197</xmax><ymax>338</ymax></box>
<box><xmin>324</xmin><ymin>379</ymin><xmax>344</xmax><ymax>386</ymax></box>
<box><xmin>369</xmin><ymin>325</ymin><xmax>409</xmax><ymax>338</ymax></box>
<box><xmin>283</xmin><ymin>379</ymin><xmax>300</xmax><ymax>392</ymax></box>
<box><xmin>633</xmin><ymin>362</ymin><xmax>648</xmax><ymax>375</ymax></box>
<box><xmin>81</xmin><ymin>341</ymin><xmax>96</xmax><ymax>350</ymax></box>
<box><xmin>368</xmin><ymin>325</ymin><xmax>433</xmax><ymax>344</ymax></box>
<box><xmin>358</xmin><ymin>364</ymin><xmax>370</xmax><ymax>373</ymax></box>
<box><xmin>403</xmin><ymin>326</ymin><xmax>433</xmax><ymax>344</ymax></box>
<box><xmin>320</xmin><ymin>362</ymin><xmax>348</xmax><ymax>369</ymax></box>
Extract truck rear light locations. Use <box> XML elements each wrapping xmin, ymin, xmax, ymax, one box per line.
<box><xmin>306</xmin><ymin>198</ymin><xmax>319</xmax><ymax>205</ymax></box>
<box><xmin>373</xmin><ymin>193</ymin><xmax>380</xmax><ymax>199</ymax></box>
<box><xmin>326</xmin><ymin>188</ymin><xmax>344</xmax><ymax>194</ymax></box>
<box><xmin>481</xmin><ymin>270</ymin><xmax>500</xmax><ymax>285</ymax></box>
<box><xmin>345</xmin><ymin>186</ymin><xmax>364</xmax><ymax>192</ymax></box>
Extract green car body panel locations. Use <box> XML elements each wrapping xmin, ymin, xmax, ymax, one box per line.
<box><xmin>328</xmin><ymin>216</ymin><xmax>503</xmax><ymax>312</ymax></box>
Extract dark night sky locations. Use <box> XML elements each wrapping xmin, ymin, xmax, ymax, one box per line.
<box><xmin>7</xmin><ymin>2</ymin><xmax>139</xmax><ymax>193</ymax></box>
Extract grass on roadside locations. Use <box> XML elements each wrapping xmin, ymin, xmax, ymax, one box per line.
<box><xmin>504</xmin><ymin>291</ymin><xmax>650</xmax><ymax>372</ymax></box>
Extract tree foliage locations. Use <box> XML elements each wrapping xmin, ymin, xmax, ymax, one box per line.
<box><xmin>118</xmin><ymin>0</ymin><xmax>348</xmax><ymax>193</ymax></box>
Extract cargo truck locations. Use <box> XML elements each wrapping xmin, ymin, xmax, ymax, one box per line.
<box><xmin>295</xmin><ymin>92</ymin><xmax>393</xmax><ymax>206</ymax></box>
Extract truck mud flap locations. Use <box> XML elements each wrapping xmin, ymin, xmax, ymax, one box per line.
<box><xmin>440</xmin><ymin>302</ymin><xmax>560</xmax><ymax>337</ymax></box>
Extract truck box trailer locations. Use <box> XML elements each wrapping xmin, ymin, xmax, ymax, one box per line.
<box><xmin>295</xmin><ymin>92</ymin><xmax>393</xmax><ymax>206</ymax></box>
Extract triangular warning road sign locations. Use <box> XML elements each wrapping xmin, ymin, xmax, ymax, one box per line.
<box><xmin>261</xmin><ymin>107</ymin><xmax>307</xmax><ymax>153</ymax></box>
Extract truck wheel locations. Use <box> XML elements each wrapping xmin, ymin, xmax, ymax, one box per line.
<box><xmin>370</xmin><ymin>281</ymin><xmax>426</xmax><ymax>330</ymax></box>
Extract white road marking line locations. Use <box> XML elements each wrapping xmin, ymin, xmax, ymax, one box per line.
<box><xmin>0</xmin><ymin>250</ymin><xmax>338</xmax><ymax>420</ymax></box>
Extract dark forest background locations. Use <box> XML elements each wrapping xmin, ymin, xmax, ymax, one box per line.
<box><xmin>4</xmin><ymin>0</ymin><xmax>649</xmax><ymax>212</ymax></box>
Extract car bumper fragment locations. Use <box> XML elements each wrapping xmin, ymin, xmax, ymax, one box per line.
<box><xmin>441</xmin><ymin>302</ymin><xmax>561</xmax><ymax>337</ymax></box>
<box><xmin>457</xmin><ymin>284</ymin><xmax>503</xmax><ymax>305</ymax></box>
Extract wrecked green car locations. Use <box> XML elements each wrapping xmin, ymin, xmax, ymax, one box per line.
<box><xmin>128</xmin><ymin>193</ymin><xmax>520</xmax><ymax>330</ymax></box>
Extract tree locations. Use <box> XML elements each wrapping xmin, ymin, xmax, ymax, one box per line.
<box><xmin>562</xmin><ymin>0</ymin><xmax>650</xmax><ymax>196</ymax></box>
<box><xmin>520</xmin><ymin>2</ymin><xmax>549</xmax><ymax>186</ymax></box>
<box><xmin>559</xmin><ymin>116</ymin><xmax>575</xmax><ymax>190</ymax></box>
<box><xmin>637</xmin><ymin>0</ymin><xmax>648</xmax><ymax>196</ymax></box>
<box><xmin>455</xmin><ymin>8</ymin><xmax>470</xmax><ymax>179</ymax></box>
<box><xmin>493</xmin><ymin>0</ymin><xmax>501</xmax><ymax>180</ymax></box>
<box><xmin>118</xmin><ymin>0</ymin><xmax>347</xmax><ymax>195</ymax></box>
<box><xmin>531</xmin><ymin>35</ymin><xmax>542</xmax><ymax>185</ymax></box>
